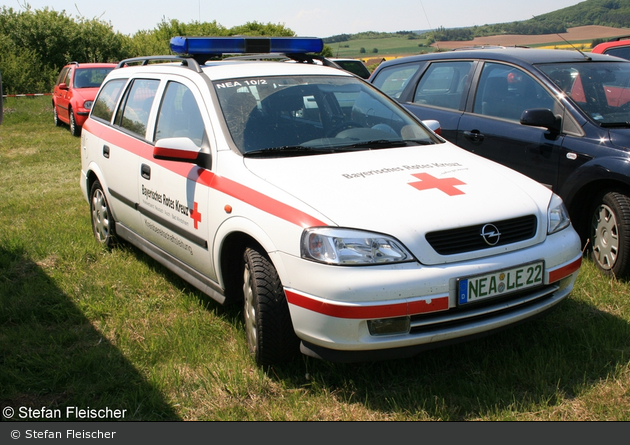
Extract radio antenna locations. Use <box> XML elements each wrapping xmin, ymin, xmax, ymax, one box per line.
<box><xmin>420</xmin><ymin>0</ymin><xmax>440</xmax><ymax>52</ymax></box>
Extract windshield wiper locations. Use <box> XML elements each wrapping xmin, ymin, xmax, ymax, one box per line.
<box><xmin>599</xmin><ymin>122</ymin><xmax>630</xmax><ymax>128</ymax></box>
<box><xmin>244</xmin><ymin>145</ymin><xmax>336</xmax><ymax>158</ymax></box>
<box><xmin>341</xmin><ymin>139</ymin><xmax>433</xmax><ymax>149</ymax></box>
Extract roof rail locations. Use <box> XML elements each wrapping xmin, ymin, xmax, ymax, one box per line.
<box><xmin>451</xmin><ymin>45</ymin><xmax>531</xmax><ymax>51</ymax></box>
<box><xmin>116</xmin><ymin>56</ymin><xmax>202</xmax><ymax>73</ymax></box>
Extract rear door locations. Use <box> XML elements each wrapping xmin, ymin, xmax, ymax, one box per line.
<box><xmin>90</xmin><ymin>77</ymin><xmax>161</xmax><ymax>236</ymax></box>
<box><xmin>402</xmin><ymin>60</ymin><xmax>474</xmax><ymax>142</ymax></box>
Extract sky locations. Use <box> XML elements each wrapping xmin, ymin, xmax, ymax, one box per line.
<box><xmin>9</xmin><ymin>0</ymin><xmax>586</xmax><ymax>37</ymax></box>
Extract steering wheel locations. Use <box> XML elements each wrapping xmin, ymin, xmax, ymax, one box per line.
<box><xmin>327</xmin><ymin>121</ymin><xmax>363</xmax><ymax>137</ymax></box>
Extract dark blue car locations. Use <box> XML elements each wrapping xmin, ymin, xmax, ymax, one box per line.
<box><xmin>370</xmin><ymin>47</ymin><xmax>630</xmax><ymax>279</ymax></box>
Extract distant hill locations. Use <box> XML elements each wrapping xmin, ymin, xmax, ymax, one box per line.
<box><xmin>430</xmin><ymin>0</ymin><xmax>630</xmax><ymax>42</ymax></box>
<box><xmin>326</xmin><ymin>0</ymin><xmax>630</xmax><ymax>43</ymax></box>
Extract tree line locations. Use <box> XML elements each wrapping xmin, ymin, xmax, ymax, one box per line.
<box><xmin>0</xmin><ymin>6</ymin><xmax>297</xmax><ymax>95</ymax></box>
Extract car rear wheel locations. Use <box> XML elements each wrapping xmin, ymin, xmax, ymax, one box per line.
<box><xmin>90</xmin><ymin>180</ymin><xmax>116</xmax><ymax>248</ymax></box>
<box><xmin>69</xmin><ymin>109</ymin><xmax>80</xmax><ymax>136</ymax></box>
<box><xmin>590</xmin><ymin>191</ymin><xmax>630</xmax><ymax>278</ymax></box>
<box><xmin>242</xmin><ymin>245</ymin><xmax>299</xmax><ymax>366</ymax></box>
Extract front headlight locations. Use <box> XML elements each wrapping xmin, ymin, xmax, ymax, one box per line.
<box><xmin>84</xmin><ymin>100</ymin><xmax>94</xmax><ymax>110</ymax></box>
<box><xmin>301</xmin><ymin>228</ymin><xmax>413</xmax><ymax>265</ymax></box>
<box><xmin>548</xmin><ymin>193</ymin><xmax>571</xmax><ymax>234</ymax></box>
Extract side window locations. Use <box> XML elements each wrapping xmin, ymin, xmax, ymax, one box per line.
<box><xmin>91</xmin><ymin>78</ymin><xmax>127</xmax><ymax>122</ymax></box>
<box><xmin>413</xmin><ymin>61</ymin><xmax>473</xmax><ymax>110</ymax></box>
<box><xmin>155</xmin><ymin>82</ymin><xmax>205</xmax><ymax>147</ymax></box>
<box><xmin>56</xmin><ymin>68</ymin><xmax>69</xmax><ymax>86</ymax></box>
<box><xmin>605</xmin><ymin>46</ymin><xmax>630</xmax><ymax>60</ymax></box>
<box><xmin>64</xmin><ymin>68</ymin><xmax>73</xmax><ymax>87</ymax></box>
<box><xmin>371</xmin><ymin>64</ymin><xmax>422</xmax><ymax>99</ymax></box>
<box><xmin>114</xmin><ymin>79</ymin><xmax>160</xmax><ymax>137</ymax></box>
<box><xmin>473</xmin><ymin>63</ymin><xmax>555</xmax><ymax>121</ymax></box>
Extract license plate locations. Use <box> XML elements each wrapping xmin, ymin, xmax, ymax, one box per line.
<box><xmin>457</xmin><ymin>261</ymin><xmax>544</xmax><ymax>305</ymax></box>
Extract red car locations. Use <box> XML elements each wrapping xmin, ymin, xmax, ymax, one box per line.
<box><xmin>591</xmin><ymin>36</ymin><xmax>630</xmax><ymax>60</ymax></box>
<box><xmin>52</xmin><ymin>62</ymin><xmax>116</xmax><ymax>136</ymax></box>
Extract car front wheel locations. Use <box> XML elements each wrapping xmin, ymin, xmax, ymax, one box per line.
<box><xmin>242</xmin><ymin>245</ymin><xmax>299</xmax><ymax>366</ymax></box>
<box><xmin>53</xmin><ymin>105</ymin><xmax>62</xmax><ymax>127</ymax></box>
<box><xmin>90</xmin><ymin>180</ymin><xmax>116</xmax><ymax>248</ymax></box>
<box><xmin>590</xmin><ymin>191</ymin><xmax>630</xmax><ymax>279</ymax></box>
<box><xmin>69</xmin><ymin>109</ymin><xmax>80</xmax><ymax>136</ymax></box>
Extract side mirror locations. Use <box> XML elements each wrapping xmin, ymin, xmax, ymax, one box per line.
<box><xmin>154</xmin><ymin>137</ymin><xmax>211</xmax><ymax>169</ymax></box>
<box><xmin>520</xmin><ymin>108</ymin><xmax>561</xmax><ymax>132</ymax></box>
<box><xmin>422</xmin><ymin>119</ymin><xmax>441</xmax><ymax>135</ymax></box>
<box><xmin>58</xmin><ymin>82</ymin><xmax>69</xmax><ymax>91</ymax></box>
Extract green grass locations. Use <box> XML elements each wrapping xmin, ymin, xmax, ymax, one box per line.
<box><xmin>329</xmin><ymin>36</ymin><xmax>435</xmax><ymax>59</ymax></box>
<box><xmin>1</xmin><ymin>97</ymin><xmax>629</xmax><ymax>421</ymax></box>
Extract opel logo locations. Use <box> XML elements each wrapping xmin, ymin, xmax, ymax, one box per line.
<box><xmin>481</xmin><ymin>224</ymin><xmax>501</xmax><ymax>246</ymax></box>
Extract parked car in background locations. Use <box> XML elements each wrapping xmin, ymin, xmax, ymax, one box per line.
<box><xmin>370</xmin><ymin>47</ymin><xmax>630</xmax><ymax>279</ymax></box>
<box><xmin>592</xmin><ymin>37</ymin><xmax>630</xmax><ymax>60</ymax></box>
<box><xmin>329</xmin><ymin>58</ymin><xmax>372</xmax><ymax>79</ymax></box>
<box><xmin>53</xmin><ymin>62</ymin><xmax>116</xmax><ymax>136</ymax></box>
<box><xmin>80</xmin><ymin>37</ymin><xmax>581</xmax><ymax>366</ymax></box>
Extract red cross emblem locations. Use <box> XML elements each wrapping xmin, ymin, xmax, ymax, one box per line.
<box><xmin>409</xmin><ymin>173</ymin><xmax>466</xmax><ymax>196</ymax></box>
<box><xmin>190</xmin><ymin>202</ymin><xmax>202</xmax><ymax>229</ymax></box>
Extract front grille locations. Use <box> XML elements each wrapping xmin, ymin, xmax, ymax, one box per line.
<box><xmin>426</xmin><ymin>215</ymin><xmax>537</xmax><ymax>255</ymax></box>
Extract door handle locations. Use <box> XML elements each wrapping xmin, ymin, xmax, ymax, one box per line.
<box><xmin>102</xmin><ymin>145</ymin><xmax>110</xmax><ymax>158</ymax></box>
<box><xmin>141</xmin><ymin>164</ymin><xmax>151</xmax><ymax>180</ymax></box>
<box><xmin>463</xmin><ymin>130</ymin><xmax>484</xmax><ymax>143</ymax></box>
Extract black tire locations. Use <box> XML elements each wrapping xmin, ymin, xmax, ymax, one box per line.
<box><xmin>589</xmin><ymin>191</ymin><xmax>630</xmax><ymax>279</ymax></box>
<box><xmin>69</xmin><ymin>109</ymin><xmax>80</xmax><ymax>136</ymax></box>
<box><xmin>53</xmin><ymin>104</ymin><xmax>62</xmax><ymax>127</ymax></box>
<box><xmin>242</xmin><ymin>245</ymin><xmax>299</xmax><ymax>366</ymax></box>
<box><xmin>90</xmin><ymin>180</ymin><xmax>116</xmax><ymax>248</ymax></box>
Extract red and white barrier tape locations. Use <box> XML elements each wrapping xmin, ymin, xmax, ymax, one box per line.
<box><xmin>3</xmin><ymin>93</ymin><xmax>52</xmax><ymax>98</ymax></box>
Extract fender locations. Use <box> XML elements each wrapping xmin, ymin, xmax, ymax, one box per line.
<box><xmin>559</xmin><ymin>155</ymin><xmax>630</xmax><ymax>206</ymax></box>
<box><xmin>212</xmin><ymin>215</ymin><xmax>291</xmax><ymax>289</ymax></box>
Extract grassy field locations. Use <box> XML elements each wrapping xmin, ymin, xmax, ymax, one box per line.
<box><xmin>1</xmin><ymin>96</ymin><xmax>629</xmax><ymax>421</ymax></box>
<box><xmin>330</xmin><ymin>35</ymin><xmax>435</xmax><ymax>60</ymax></box>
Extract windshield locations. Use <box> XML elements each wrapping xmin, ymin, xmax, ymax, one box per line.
<box><xmin>538</xmin><ymin>61</ymin><xmax>630</xmax><ymax>126</ymax></box>
<box><xmin>214</xmin><ymin>75</ymin><xmax>438</xmax><ymax>156</ymax></box>
<box><xmin>74</xmin><ymin>68</ymin><xmax>114</xmax><ymax>88</ymax></box>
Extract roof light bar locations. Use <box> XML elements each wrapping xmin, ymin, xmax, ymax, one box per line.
<box><xmin>170</xmin><ymin>36</ymin><xmax>324</xmax><ymax>55</ymax></box>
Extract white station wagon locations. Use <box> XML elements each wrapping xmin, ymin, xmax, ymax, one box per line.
<box><xmin>80</xmin><ymin>37</ymin><xmax>583</xmax><ymax>365</ymax></box>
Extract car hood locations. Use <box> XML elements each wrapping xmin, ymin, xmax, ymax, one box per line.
<box><xmin>243</xmin><ymin>143</ymin><xmax>552</xmax><ymax>265</ymax></box>
<box><xmin>72</xmin><ymin>87</ymin><xmax>100</xmax><ymax>103</ymax></box>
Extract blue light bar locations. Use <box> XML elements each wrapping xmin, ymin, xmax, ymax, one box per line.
<box><xmin>170</xmin><ymin>36</ymin><xmax>324</xmax><ymax>55</ymax></box>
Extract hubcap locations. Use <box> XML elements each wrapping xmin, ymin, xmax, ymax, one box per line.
<box><xmin>592</xmin><ymin>203</ymin><xmax>619</xmax><ymax>270</ymax></box>
<box><xmin>91</xmin><ymin>189</ymin><xmax>110</xmax><ymax>243</ymax></box>
<box><xmin>243</xmin><ymin>264</ymin><xmax>257</xmax><ymax>355</ymax></box>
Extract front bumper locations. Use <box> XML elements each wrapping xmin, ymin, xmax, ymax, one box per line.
<box><xmin>279</xmin><ymin>226</ymin><xmax>582</xmax><ymax>361</ymax></box>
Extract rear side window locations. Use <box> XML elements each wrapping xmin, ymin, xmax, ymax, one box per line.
<box><xmin>413</xmin><ymin>61</ymin><xmax>473</xmax><ymax>110</ymax></box>
<box><xmin>114</xmin><ymin>79</ymin><xmax>160</xmax><ymax>137</ymax></box>
<box><xmin>91</xmin><ymin>78</ymin><xmax>127</xmax><ymax>122</ymax></box>
<box><xmin>371</xmin><ymin>63</ymin><xmax>422</xmax><ymax>99</ymax></box>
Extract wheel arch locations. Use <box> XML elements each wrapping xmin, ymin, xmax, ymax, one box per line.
<box><xmin>560</xmin><ymin>159</ymin><xmax>630</xmax><ymax>242</ymax></box>
<box><xmin>214</xmin><ymin>217</ymin><xmax>289</xmax><ymax>305</ymax></box>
